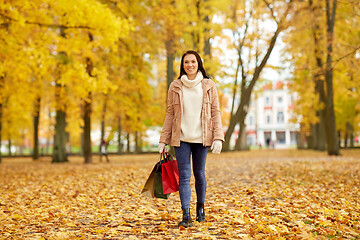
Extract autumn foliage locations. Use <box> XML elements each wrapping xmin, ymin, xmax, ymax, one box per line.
<box><xmin>0</xmin><ymin>0</ymin><xmax>359</xmax><ymax>162</ymax></box>
<box><xmin>1</xmin><ymin>150</ymin><xmax>359</xmax><ymax>239</ymax></box>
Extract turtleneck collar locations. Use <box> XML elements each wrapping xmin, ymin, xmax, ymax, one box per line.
<box><xmin>180</xmin><ymin>71</ymin><xmax>203</xmax><ymax>88</ymax></box>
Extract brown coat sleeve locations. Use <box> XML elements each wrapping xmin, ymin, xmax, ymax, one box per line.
<box><xmin>159</xmin><ymin>84</ymin><xmax>174</xmax><ymax>145</ymax></box>
<box><xmin>210</xmin><ymin>84</ymin><xmax>225</xmax><ymax>142</ymax></box>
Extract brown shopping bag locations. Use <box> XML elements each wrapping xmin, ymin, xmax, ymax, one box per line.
<box><xmin>141</xmin><ymin>163</ymin><xmax>157</xmax><ymax>197</ymax></box>
<box><xmin>141</xmin><ymin>154</ymin><xmax>170</xmax><ymax>199</ymax></box>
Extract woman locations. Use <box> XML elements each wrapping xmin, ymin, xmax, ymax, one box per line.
<box><xmin>158</xmin><ymin>50</ymin><xmax>224</xmax><ymax>227</ymax></box>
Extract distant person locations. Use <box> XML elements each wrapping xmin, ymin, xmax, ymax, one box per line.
<box><xmin>66</xmin><ymin>143</ymin><xmax>71</xmax><ymax>157</ymax></box>
<box><xmin>266</xmin><ymin>138</ymin><xmax>270</xmax><ymax>148</ymax></box>
<box><xmin>270</xmin><ymin>140</ymin><xmax>275</xmax><ymax>149</ymax></box>
<box><xmin>100</xmin><ymin>140</ymin><xmax>110</xmax><ymax>162</ymax></box>
<box><xmin>158</xmin><ymin>50</ymin><xmax>224</xmax><ymax>227</ymax></box>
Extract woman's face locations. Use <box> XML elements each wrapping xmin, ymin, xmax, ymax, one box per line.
<box><xmin>183</xmin><ymin>54</ymin><xmax>198</xmax><ymax>78</ymax></box>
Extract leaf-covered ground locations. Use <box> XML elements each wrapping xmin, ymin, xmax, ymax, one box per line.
<box><xmin>1</xmin><ymin>149</ymin><xmax>359</xmax><ymax>239</ymax></box>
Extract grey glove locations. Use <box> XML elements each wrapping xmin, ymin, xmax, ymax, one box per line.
<box><xmin>210</xmin><ymin>140</ymin><xmax>222</xmax><ymax>154</ymax></box>
<box><xmin>158</xmin><ymin>143</ymin><xmax>170</xmax><ymax>153</ymax></box>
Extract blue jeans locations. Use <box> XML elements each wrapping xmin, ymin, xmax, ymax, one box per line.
<box><xmin>175</xmin><ymin>141</ymin><xmax>209</xmax><ymax>209</ymax></box>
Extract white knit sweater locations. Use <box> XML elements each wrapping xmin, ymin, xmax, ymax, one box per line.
<box><xmin>180</xmin><ymin>72</ymin><xmax>203</xmax><ymax>143</ymax></box>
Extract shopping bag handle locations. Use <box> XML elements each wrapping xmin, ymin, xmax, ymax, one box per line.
<box><xmin>160</xmin><ymin>150</ymin><xmax>172</xmax><ymax>163</ymax></box>
<box><xmin>159</xmin><ymin>151</ymin><xmax>166</xmax><ymax>163</ymax></box>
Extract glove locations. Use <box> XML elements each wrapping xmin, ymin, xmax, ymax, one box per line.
<box><xmin>210</xmin><ymin>140</ymin><xmax>222</xmax><ymax>154</ymax></box>
<box><xmin>158</xmin><ymin>143</ymin><xmax>170</xmax><ymax>153</ymax></box>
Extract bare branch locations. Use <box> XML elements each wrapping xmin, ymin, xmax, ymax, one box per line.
<box><xmin>263</xmin><ymin>0</ymin><xmax>278</xmax><ymax>24</ymax></box>
<box><xmin>297</xmin><ymin>45</ymin><xmax>360</xmax><ymax>72</ymax></box>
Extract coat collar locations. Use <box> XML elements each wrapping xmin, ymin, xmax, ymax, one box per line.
<box><xmin>172</xmin><ymin>78</ymin><xmax>213</xmax><ymax>93</ymax></box>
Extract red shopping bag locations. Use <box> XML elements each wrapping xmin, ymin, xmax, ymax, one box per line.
<box><xmin>161</xmin><ymin>152</ymin><xmax>179</xmax><ymax>194</ymax></box>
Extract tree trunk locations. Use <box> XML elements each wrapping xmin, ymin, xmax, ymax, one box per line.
<box><xmin>310</xmin><ymin>124</ymin><xmax>317</xmax><ymax>150</ymax></box>
<box><xmin>126</xmin><ymin>133</ymin><xmax>130</xmax><ymax>153</ymax></box>
<box><xmin>84</xmin><ymin>40</ymin><xmax>94</xmax><ymax>163</ymax></box>
<box><xmin>135</xmin><ymin>131</ymin><xmax>141</xmax><ymax>154</ymax></box>
<box><xmin>325</xmin><ymin>0</ymin><xmax>339</xmax><ymax>155</ymax></box>
<box><xmin>297</xmin><ymin>132</ymin><xmax>305</xmax><ymax>149</ymax></box>
<box><xmin>314</xmin><ymin>79</ymin><xmax>327</xmax><ymax>151</ymax></box>
<box><xmin>344</xmin><ymin>127</ymin><xmax>348</xmax><ymax>148</ymax></box>
<box><xmin>204</xmin><ymin>21</ymin><xmax>211</xmax><ymax>57</ymax></box>
<box><xmin>99</xmin><ymin>97</ymin><xmax>107</xmax><ymax>155</ymax></box>
<box><xmin>117</xmin><ymin>116</ymin><xmax>122</xmax><ymax>154</ymax></box>
<box><xmin>46</xmin><ymin>108</ymin><xmax>51</xmax><ymax>155</ymax></box>
<box><xmin>230</xmin><ymin>56</ymin><xmax>241</xmax><ymax>118</ymax></box>
<box><xmin>350</xmin><ymin>131</ymin><xmax>354</xmax><ymax>148</ymax></box>
<box><xmin>166</xmin><ymin>40</ymin><xmax>175</xmax><ymax>90</ymax></box>
<box><xmin>8</xmin><ymin>139</ymin><xmax>11</xmax><ymax>156</ymax></box>
<box><xmin>80</xmin><ymin>131</ymin><xmax>84</xmax><ymax>156</ymax></box>
<box><xmin>313</xmin><ymin>97</ymin><xmax>327</xmax><ymax>151</ymax></box>
<box><xmin>203</xmin><ymin>0</ymin><xmax>211</xmax><ymax>58</ymax></box>
<box><xmin>83</xmin><ymin>93</ymin><xmax>92</xmax><ymax>164</ymax></box>
<box><xmin>19</xmin><ymin>133</ymin><xmax>25</xmax><ymax>155</ymax></box>
<box><xmin>306</xmin><ymin>135</ymin><xmax>313</xmax><ymax>149</ymax></box>
<box><xmin>235</xmin><ymin>115</ymin><xmax>249</xmax><ymax>150</ymax></box>
<box><xmin>296</xmin><ymin>125</ymin><xmax>306</xmax><ymax>149</ymax></box>
<box><xmin>346</xmin><ymin>122</ymin><xmax>354</xmax><ymax>148</ymax></box>
<box><xmin>33</xmin><ymin>97</ymin><xmax>40</xmax><ymax>160</ymax></box>
<box><xmin>0</xmin><ymin>103</ymin><xmax>2</xmax><ymax>163</ymax></box>
<box><xmin>52</xmin><ymin>109</ymin><xmax>68</xmax><ymax>163</ymax></box>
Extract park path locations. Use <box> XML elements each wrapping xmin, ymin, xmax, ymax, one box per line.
<box><xmin>0</xmin><ymin>150</ymin><xmax>359</xmax><ymax>239</ymax></box>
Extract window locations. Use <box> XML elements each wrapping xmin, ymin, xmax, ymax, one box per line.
<box><xmin>249</xmin><ymin>115</ymin><xmax>253</xmax><ymax>125</ymax></box>
<box><xmin>276</xmin><ymin>132</ymin><xmax>286</xmax><ymax>144</ymax></box>
<box><xmin>278</xmin><ymin>96</ymin><xmax>283</xmax><ymax>103</ymax></box>
<box><xmin>277</xmin><ymin>112</ymin><xmax>284</xmax><ymax>123</ymax></box>
<box><xmin>266</xmin><ymin>115</ymin><xmax>271</xmax><ymax>124</ymax></box>
<box><xmin>265</xmin><ymin>96</ymin><xmax>270</xmax><ymax>105</ymax></box>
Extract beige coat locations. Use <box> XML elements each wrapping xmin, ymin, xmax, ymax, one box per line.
<box><xmin>159</xmin><ymin>78</ymin><xmax>224</xmax><ymax>147</ymax></box>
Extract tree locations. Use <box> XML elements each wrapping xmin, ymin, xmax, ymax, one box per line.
<box><xmin>0</xmin><ymin>0</ymin><xmax>129</xmax><ymax>163</ymax></box>
<box><xmin>309</xmin><ymin>0</ymin><xmax>327</xmax><ymax>151</ymax></box>
<box><xmin>323</xmin><ymin>0</ymin><xmax>339</xmax><ymax>155</ymax></box>
<box><xmin>223</xmin><ymin>0</ymin><xmax>296</xmax><ymax>151</ymax></box>
<box><xmin>282</xmin><ymin>0</ymin><xmax>359</xmax><ymax>154</ymax></box>
<box><xmin>0</xmin><ymin>1</ymin><xmax>52</xmax><ymax>161</ymax></box>
<box><xmin>100</xmin><ymin>0</ymin><xmax>165</xmax><ymax>153</ymax></box>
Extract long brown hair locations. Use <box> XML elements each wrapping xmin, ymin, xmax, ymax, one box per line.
<box><xmin>177</xmin><ymin>50</ymin><xmax>210</xmax><ymax>79</ymax></box>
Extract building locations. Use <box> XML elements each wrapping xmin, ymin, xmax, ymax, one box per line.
<box><xmin>245</xmin><ymin>81</ymin><xmax>300</xmax><ymax>149</ymax></box>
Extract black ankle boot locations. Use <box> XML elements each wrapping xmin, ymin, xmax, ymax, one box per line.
<box><xmin>196</xmin><ymin>202</ymin><xmax>205</xmax><ymax>222</ymax></box>
<box><xmin>178</xmin><ymin>208</ymin><xmax>193</xmax><ymax>227</ymax></box>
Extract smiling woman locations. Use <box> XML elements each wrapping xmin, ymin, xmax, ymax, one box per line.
<box><xmin>158</xmin><ymin>50</ymin><xmax>225</xmax><ymax>227</ymax></box>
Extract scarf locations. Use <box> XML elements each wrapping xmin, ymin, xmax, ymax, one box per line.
<box><xmin>180</xmin><ymin>71</ymin><xmax>203</xmax><ymax>88</ymax></box>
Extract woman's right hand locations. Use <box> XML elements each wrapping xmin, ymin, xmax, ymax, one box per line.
<box><xmin>158</xmin><ymin>143</ymin><xmax>170</xmax><ymax>153</ymax></box>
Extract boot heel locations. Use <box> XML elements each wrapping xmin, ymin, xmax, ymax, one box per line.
<box><xmin>178</xmin><ymin>208</ymin><xmax>193</xmax><ymax>227</ymax></box>
<box><xmin>196</xmin><ymin>202</ymin><xmax>205</xmax><ymax>222</ymax></box>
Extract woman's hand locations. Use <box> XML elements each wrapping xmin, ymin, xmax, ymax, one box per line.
<box><xmin>158</xmin><ymin>143</ymin><xmax>170</xmax><ymax>153</ymax></box>
<box><xmin>211</xmin><ymin>140</ymin><xmax>222</xmax><ymax>154</ymax></box>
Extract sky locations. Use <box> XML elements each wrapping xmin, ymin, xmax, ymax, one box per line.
<box><xmin>213</xmin><ymin>29</ymin><xmax>292</xmax><ymax>88</ymax></box>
